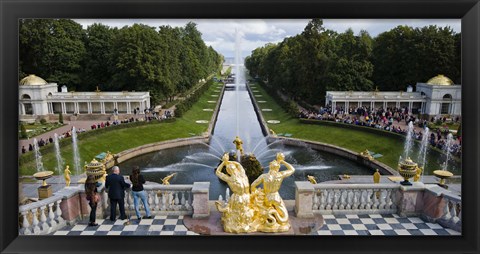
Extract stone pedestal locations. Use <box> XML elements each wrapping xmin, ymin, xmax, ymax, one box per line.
<box><xmin>397</xmin><ymin>182</ymin><xmax>425</xmax><ymax>217</ymax></box>
<box><xmin>192</xmin><ymin>182</ymin><xmax>210</xmax><ymax>219</ymax></box>
<box><xmin>295</xmin><ymin>181</ymin><xmax>315</xmax><ymax>218</ymax></box>
<box><xmin>38</xmin><ymin>185</ymin><xmax>52</xmax><ymax>200</ymax></box>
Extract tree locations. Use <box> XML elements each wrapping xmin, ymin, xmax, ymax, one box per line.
<box><xmin>59</xmin><ymin>112</ymin><xmax>63</xmax><ymax>124</ymax></box>
<box><xmin>20</xmin><ymin>123</ymin><xmax>28</xmax><ymax>139</ymax></box>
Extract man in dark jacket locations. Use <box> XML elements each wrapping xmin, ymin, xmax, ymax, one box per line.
<box><xmin>105</xmin><ymin>166</ymin><xmax>131</xmax><ymax>221</ymax></box>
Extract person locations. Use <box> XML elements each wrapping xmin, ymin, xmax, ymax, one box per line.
<box><xmin>105</xmin><ymin>166</ymin><xmax>131</xmax><ymax>221</ymax></box>
<box><xmin>129</xmin><ymin>167</ymin><xmax>152</xmax><ymax>220</ymax></box>
<box><xmin>28</xmin><ymin>144</ymin><xmax>33</xmax><ymax>151</ymax></box>
<box><xmin>85</xmin><ymin>175</ymin><xmax>99</xmax><ymax>226</ymax></box>
<box><xmin>21</xmin><ymin>146</ymin><xmax>26</xmax><ymax>154</ymax></box>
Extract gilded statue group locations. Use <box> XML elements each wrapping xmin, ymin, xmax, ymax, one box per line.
<box><xmin>215</xmin><ymin>137</ymin><xmax>295</xmax><ymax>233</ymax></box>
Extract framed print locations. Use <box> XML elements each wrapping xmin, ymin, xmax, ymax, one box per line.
<box><xmin>1</xmin><ymin>0</ymin><xmax>479</xmax><ymax>253</ymax></box>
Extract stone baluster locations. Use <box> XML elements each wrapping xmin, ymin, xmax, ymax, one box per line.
<box><xmin>161</xmin><ymin>192</ymin><xmax>167</xmax><ymax>211</ymax></box>
<box><xmin>47</xmin><ymin>203</ymin><xmax>57</xmax><ymax>232</ymax></box>
<box><xmin>325</xmin><ymin>190</ymin><xmax>333</xmax><ymax>210</ymax></box>
<box><xmin>31</xmin><ymin>208</ymin><xmax>41</xmax><ymax>235</ymax></box>
<box><xmin>339</xmin><ymin>190</ymin><xmax>347</xmax><ymax>210</ymax></box>
<box><xmin>154</xmin><ymin>191</ymin><xmax>160</xmax><ymax>211</ymax></box>
<box><xmin>346</xmin><ymin>190</ymin><xmax>353</xmax><ymax>210</ymax></box>
<box><xmin>442</xmin><ymin>200</ymin><xmax>451</xmax><ymax>220</ymax></box>
<box><xmin>385</xmin><ymin>189</ymin><xmax>392</xmax><ymax>209</ymax></box>
<box><xmin>20</xmin><ymin>210</ymin><xmax>31</xmax><ymax>235</ymax></box>
<box><xmin>312</xmin><ymin>192</ymin><xmax>319</xmax><ymax>210</ymax></box>
<box><xmin>102</xmin><ymin>191</ymin><xmax>109</xmax><ymax>211</ymax></box>
<box><xmin>180</xmin><ymin>192</ymin><xmax>186</xmax><ymax>209</ymax></box>
<box><xmin>332</xmin><ymin>190</ymin><xmax>339</xmax><ymax>210</ymax></box>
<box><xmin>185</xmin><ymin>191</ymin><xmax>192</xmax><ymax>210</ymax></box>
<box><xmin>319</xmin><ymin>191</ymin><xmax>326</xmax><ymax>210</ymax></box>
<box><xmin>373</xmin><ymin>189</ymin><xmax>380</xmax><ymax>209</ymax></box>
<box><xmin>365</xmin><ymin>190</ymin><xmax>373</xmax><ymax>209</ymax></box>
<box><xmin>55</xmin><ymin>200</ymin><xmax>64</xmax><ymax>225</ymax></box>
<box><xmin>352</xmin><ymin>190</ymin><xmax>359</xmax><ymax>210</ymax></box>
<box><xmin>360</xmin><ymin>190</ymin><xmax>367</xmax><ymax>209</ymax></box>
<box><xmin>379</xmin><ymin>190</ymin><xmax>387</xmax><ymax>209</ymax></box>
<box><xmin>450</xmin><ymin>201</ymin><xmax>460</xmax><ymax>224</ymax></box>
<box><xmin>39</xmin><ymin>206</ymin><xmax>49</xmax><ymax>234</ymax></box>
<box><xmin>148</xmin><ymin>191</ymin><xmax>154</xmax><ymax>209</ymax></box>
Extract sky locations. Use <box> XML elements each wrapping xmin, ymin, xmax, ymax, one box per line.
<box><xmin>75</xmin><ymin>19</ymin><xmax>461</xmax><ymax>58</ymax></box>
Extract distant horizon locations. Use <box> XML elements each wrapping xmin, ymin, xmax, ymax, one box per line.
<box><xmin>75</xmin><ymin>19</ymin><xmax>460</xmax><ymax>58</ymax></box>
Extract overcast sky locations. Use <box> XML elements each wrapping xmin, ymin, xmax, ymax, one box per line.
<box><xmin>75</xmin><ymin>19</ymin><xmax>460</xmax><ymax>58</ymax></box>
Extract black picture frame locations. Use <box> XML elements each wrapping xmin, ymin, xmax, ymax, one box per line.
<box><xmin>1</xmin><ymin>0</ymin><xmax>479</xmax><ymax>253</ymax></box>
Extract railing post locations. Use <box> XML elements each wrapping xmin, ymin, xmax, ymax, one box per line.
<box><xmin>192</xmin><ymin>182</ymin><xmax>210</xmax><ymax>219</ymax></box>
<box><xmin>396</xmin><ymin>182</ymin><xmax>425</xmax><ymax>217</ymax></box>
<box><xmin>295</xmin><ymin>181</ymin><xmax>315</xmax><ymax>218</ymax></box>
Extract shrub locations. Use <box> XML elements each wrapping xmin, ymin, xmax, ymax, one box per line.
<box><xmin>20</xmin><ymin>123</ymin><xmax>27</xmax><ymax>139</ymax></box>
<box><xmin>40</xmin><ymin>118</ymin><xmax>47</xmax><ymax>125</ymax></box>
<box><xmin>59</xmin><ymin>112</ymin><xmax>63</xmax><ymax>124</ymax></box>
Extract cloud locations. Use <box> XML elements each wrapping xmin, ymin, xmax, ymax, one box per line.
<box><xmin>74</xmin><ymin>19</ymin><xmax>460</xmax><ymax>58</ymax></box>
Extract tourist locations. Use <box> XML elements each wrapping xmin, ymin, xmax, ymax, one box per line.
<box><xmin>105</xmin><ymin>166</ymin><xmax>131</xmax><ymax>221</ymax></box>
<box><xmin>84</xmin><ymin>175</ymin><xmax>99</xmax><ymax>226</ymax></box>
<box><xmin>28</xmin><ymin>144</ymin><xmax>33</xmax><ymax>151</ymax></box>
<box><xmin>21</xmin><ymin>146</ymin><xmax>26</xmax><ymax>154</ymax></box>
<box><xmin>49</xmin><ymin>136</ymin><xmax>53</xmax><ymax>143</ymax></box>
<box><xmin>129</xmin><ymin>166</ymin><xmax>152</xmax><ymax>220</ymax></box>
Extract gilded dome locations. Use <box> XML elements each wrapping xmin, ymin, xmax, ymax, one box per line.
<box><xmin>19</xmin><ymin>74</ymin><xmax>48</xmax><ymax>86</ymax></box>
<box><xmin>426</xmin><ymin>75</ymin><xmax>454</xmax><ymax>86</ymax></box>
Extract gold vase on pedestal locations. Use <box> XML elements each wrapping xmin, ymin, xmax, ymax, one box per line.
<box><xmin>84</xmin><ymin>158</ymin><xmax>107</xmax><ymax>182</ymax></box>
<box><xmin>398</xmin><ymin>157</ymin><xmax>419</xmax><ymax>186</ymax></box>
<box><xmin>433</xmin><ymin>170</ymin><xmax>453</xmax><ymax>189</ymax></box>
<box><xmin>33</xmin><ymin>171</ymin><xmax>54</xmax><ymax>199</ymax></box>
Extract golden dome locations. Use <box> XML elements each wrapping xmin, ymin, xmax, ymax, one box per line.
<box><xmin>426</xmin><ymin>75</ymin><xmax>454</xmax><ymax>86</ymax></box>
<box><xmin>19</xmin><ymin>74</ymin><xmax>48</xmax><ymax>86</ymax></box>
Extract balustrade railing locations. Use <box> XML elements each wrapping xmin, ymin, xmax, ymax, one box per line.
<box><xmin>437</xmin><ymin>192</ymin><xmax>462</xmax><ymax>232</ymax></box>
<box><xmin>19</xmin><ymin>195</ymin><xmax>65</xmax><ymax>235</ymax></box>
<box><xmin>312</xmin><ymin>184</ymin><xmax>400</xmax><ymax>215</ymax></box>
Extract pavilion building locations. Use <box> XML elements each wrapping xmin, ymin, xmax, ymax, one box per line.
<box><xmin>325</xmin><ymin>75</ymin><xmax>461</xmax><ymax>118</ymax></box>
<box><xmin>19</xmin><ymin>75</ymin><xmax>151</xmax><ymax>122</ymax></box>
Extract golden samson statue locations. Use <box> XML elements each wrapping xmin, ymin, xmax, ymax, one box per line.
<box><xmin>215</xmin><ymin>141</ymin><xmax>295</xmax><ymax>233</ymax></box>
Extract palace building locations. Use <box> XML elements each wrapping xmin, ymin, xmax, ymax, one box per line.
<box><xmin>19</xmin><ymin>75</ymin><xmax>151</xmax><ymax>122</ymax></box>
<box><xmin>325</xmin><ymin>75</ymin><xmax>461</xmax><ymax>117</ymax></box>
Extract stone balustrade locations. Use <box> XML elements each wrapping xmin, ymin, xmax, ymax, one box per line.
<box><xmin>437</xmin><ymin>193</ymin><xmax>462</xmax><ymax>232</ymax></box>
<box><xmin>311</xmin><ymin>183</ymin><xmax>399</xmax><ymax>215</ymax></box>
<box><xmin>19</xmin><ymin>195</ymin><xmax>66</xmax><ymax>235</ymax></box>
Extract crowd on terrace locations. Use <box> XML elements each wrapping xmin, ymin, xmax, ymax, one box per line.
<box><xmin>299</xmin><ymin>105</ymin><xmax>462</xmax><ymax>157</ymax></box>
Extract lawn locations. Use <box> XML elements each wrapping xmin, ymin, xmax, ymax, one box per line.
<box><xmin>249</xmin><ymin>82</ymin><xmax>454</xmax><ymax>174</ymax></box>
<box><xmin>19</xmin><ymin>78</ymin><xmax>224</xmax><ymax>176</ymax></box>
<box><xmin>20</xmin><ymin>122</ymin><xmax>65</xmax><ymax>139</ymax></box>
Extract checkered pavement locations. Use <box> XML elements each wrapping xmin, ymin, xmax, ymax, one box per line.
<box><xmin>314</xmin><ymin>214</ymin><xmax>461</xmax><ymax>236</ymax></box>
<box><xmin>51</xmin><ymin>214</ymin><xmax>460</xmax><ymax>236</ymax></box>
<box><xmin>52</xmin><ymin>215</ymin><xmax>198</xmax><ymax>236</ymax></box>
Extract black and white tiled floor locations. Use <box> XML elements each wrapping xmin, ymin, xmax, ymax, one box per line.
<box><xmin>52</xmin><ymin>215</ymin><xmax>198</xmax><ymax>236</ymax></box>
<box><xmin>314</xmin><ymin>214</ymin><xmax>461</xmax><ymax>236</ymax></box>
<box><xmin>51</xmin><ymin>214</ymin><xmax>460</xmax><ymax>236</ymax></box>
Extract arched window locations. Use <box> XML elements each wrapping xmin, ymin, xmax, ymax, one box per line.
<box><xmin>21</xmin><ymin>94</ymin><xmax>31</xmax><ymax>99</ymax></box>
<box><xmin>441</xmin><ymin>94</ymin><xmax>452</xmax><ymax>114</ymax></box>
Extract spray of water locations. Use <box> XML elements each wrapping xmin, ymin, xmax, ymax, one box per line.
<box><xmin>235</xmin><ymin>28</ymin><xmax>242</xmax><ymax>137</ymax></box>
<box><xmin>416</xmin><ymin>127</ymin><xmax>430</xmax><ymax>182</ymax></box>
<box><xmin>443</xmin><ymin>133</ymin><xmax>454</xmax><ymax>171</ymax></box>
<box><xmin>71</xmin><ymin>127</ymin><xmax>81</xmax><ymax>175</ymax></box>
<box><xmin>33</xmin><ymin>138</ymin><xmax>45</xmax><ymax>172</ymax></box>
<box><xmin>53</xmin><ymin>133</ymin><xmax>64</xmax><ymax>175</ymax></box>
<box><xmin>402</xmin><ymin>121</ymin><xmax>415</xmax><ymax>160</ymax></box>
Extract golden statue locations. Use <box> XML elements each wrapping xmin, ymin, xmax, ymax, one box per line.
<box><xmin>233</xmin><ymin>136</ymin><xmax>244</xmax><ymax>156</ymax></box>
<box><xmin>413</xmin><ymin>167</ymin><xmax>423</xmax><ymax>182</ymax></box>
<box><xmin>250</xmin><ymin>152</ymin><xmax>294</xmax><ymax>232</ymax></box>
<box><xmin>215</xmin><ymin>153</ymin><xmax>256</xmax><ymax>233</ymax></box>
<box><xmin>373</xmin><ymin>169</ymin><xmax>381</xmax><ymax>183</ymax></box>
<box><xmin>162</xmin><ymin>173</ymin><xmax>177</xmax><ymax>185</ymax></box>
<box><xmin>360</xmin><ymin>149</ymin><xmax>374</xmax><ymax>161</ymax></box>
<box><xmin>307</xmin><ymin>175</ymin><xmax>317</xmax><ymax>184</ymax></box>
<box><xmin>269</xmin><ymin>129</ymin><xmax>276</xmax><ymax>136</ymax></box>
<box><xmin>342</xmin><ymin>174</ymin><xmax>351</xmax><ymax>179</ymax></box>
<box><xmin>64</xmin><ymin>165</ymin><xmax>71</xmax><ymax>187</ymax></box>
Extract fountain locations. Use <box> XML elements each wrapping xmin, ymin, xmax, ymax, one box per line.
<box><xmin>433</xmin><ymin>133</ymin><xmax>454</xmax><ymax>188</ymax></box>
<box><xmin>415</xmin><ymin>127</ymin><xmax>430</xmax><ymax>182</ymax></box>
<box><xmin>71</xmin><ymin>127</ymin><xmax>81</xmax><ymax>175</ymax></box>
<box><xmin>33</xmin><ymin>138</ymin><xmax>45</xmax><ymax>172</ymax></box>
<box><xmin>403</xmin><ymin>121</ymin><xmax>414</xmax><ymax>159</ymax></box>
<box><xmin>53</xmin><ymin>133</ymin><xmax>64</xmax><ymax>176</ymax></box>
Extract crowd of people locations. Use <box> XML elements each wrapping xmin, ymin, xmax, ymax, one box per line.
<box><xmin>21</xmin><ymin>109</ymin><xmax>174</xmax><ymax>154</ymax></box>
<box><xmin>299</xmin><ymin>105</ymin><xmax>462</xmax><ymax>156</ymax></box>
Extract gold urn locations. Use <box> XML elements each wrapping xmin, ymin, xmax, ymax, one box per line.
<box><xmin>398</xmin><ymin>157</ymin><xmax>418</xmax><ymax>186</ymax></box>
<box><xmin>33</xmin><ymin>171</ymin><xmax>54</xmax><ymax>199</ymax></box>
<box><xmin>433</xmin><ymin>170</ymin><xmax>453</xmax><ymax>189</ymax></box>
<box><xmin>84</xmin><ymin>158</ymin><xmax>107</xmax><ymax>182</ymax></box>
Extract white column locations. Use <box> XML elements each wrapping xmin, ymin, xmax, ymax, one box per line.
<box><xmin>101</xmin><ymin>102</ymin><xmax>105</xmax><ymax>114</ymax></box>
<box><xmin>370</xmin><ymin>101</ymin><xmax>374</xmax><ymax>110</ymax></box>
<box><xmin>420</xmin><ymin>102</ymin><xmax>424</xmax><ymax>114</ymax></box>
<box><xmin>383</xmin><ymin>101</ymin><xmax>387</xmax><ymax>110</ymax></box>
<box><xmin>114</xmin><ymin>102</ymin><xmax>118</xmax><ymax>111</ymax></box>
<box><xmin>127</xmin><ymin>102</ymin><xmax>131</xmax><ymax>114</ymax></box>
<box><xmin>408</xmin><ymin>101</ymin><xmax>413</xmax><ymax>114</ymax></box>
<box><xmin>396</xmin><ymin>101</ymin><xmax>400</xmax><ymax>108</ymax></box>
<box><xmin>345</xmin><ymin>101</ymin><xmax>349</xmax><ymax>114</ymax></box>
<box><xmin>61</xmin><ymin>102</ymin><xmax>66</xmax><ymax>114</ymax></box>
<box><xmin>146</xmin><ymin>98</ymin><xmax>150</xmax><ymax>109</ymax></box>
<box><xmin>87</xmin><ymin>102</ymin><xmax>92</xmax><ymax>114</ymax></box>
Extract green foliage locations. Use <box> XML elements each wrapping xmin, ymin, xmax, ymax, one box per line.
<box><xmin>58</xmin><ymin>112</ymin><xmax>63</xmax><ymax>124</ymax></box>
<box><xmin>246</xmin><ymin>20</ymin><xmax>461</xmax><ymax>105</ymax></box>
<box><xmin>20</xmin><ymin>123</ymin><xmax>27</xmax><ymax>139</ymax></box>
<box><xmin>174</xmin><ymin>79</ymin><xmax>214</xmax><ymax>117</ymax></box>
<box><xmin>19</xmin><ymin>19</ymin><xmax>223</xmax><ymax>105</ymax></box>
<box><xmin>457</xmin><ymin>123</ymin><xmax>462</xmax><ymax>137</ymax></box>
<box><xmin>240</xmin><ymin>154</ymin><xmax>264</xmax><ymax>184</ymax></box>
<box><xmin>39</xmin><ymin>118</ymin><xmax>47</xmax><ymax>125</ymax></box>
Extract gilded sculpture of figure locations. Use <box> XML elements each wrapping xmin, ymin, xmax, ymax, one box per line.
<box><xmin>250</xmin><ymin>152</ymin><xmax>295</xmax><ymax>232</ymax></box>
<box><xmin>413</xmin><ymin>167</ymin><xmax>423</xmax><ymax>182</ymax></box>
<box><xmin>233</xmin><ymin>136</ymin><xmax>244</xmax><ymax>156</ymax></box>
<box><xmin>373</xmin><ymin>169</ymin><xmax>381</xmax><ymax>183</ymax></box>
<box><xmin>307</xmin><ymin>175</ymin><xmax>317</xmax><ymax>184</ymax></box>
<box><xmin>162</xmin><ymin>173</ymin><xmax>177</xmax><ymax>185</ymax></box>
<box><xmin>64</xmin><ymin>165</ymin><xmax>71</xmax><ymax>187</ymax></box>
<box><xmin>215</xmin><ymin>153</ymin><xmax>256</xmax><ymax>233</ymax></box>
